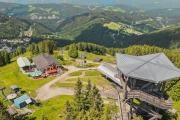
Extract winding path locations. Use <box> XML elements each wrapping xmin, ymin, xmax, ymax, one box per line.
<box><xmin>36</xmin><ymin>66</ymin><xmax>97</xmax><ymax>101</ymax></box>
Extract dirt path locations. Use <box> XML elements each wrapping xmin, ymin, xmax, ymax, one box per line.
<box><xmin>36</xmin><ymin>66</ymin><xmax>97</xmax><ymax>101</ymax></box>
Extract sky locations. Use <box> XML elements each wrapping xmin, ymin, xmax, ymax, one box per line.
<box><xmin>0</xmin><ymin>0</ymin><xmax>180</xmax><ymax>9</ymax></box>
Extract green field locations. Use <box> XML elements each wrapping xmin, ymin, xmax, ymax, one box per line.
<box><xmin>69</xmin><ymin>71</ymin><xmax>83</xmax><ymax>76</ymax></box>
<box><xmin>54</xmin><ymin>50</ymin><xmax>115</xmax><ymax>65</ymax></box>
<box><xmin>85</xmin><ymin>70</ymin><xmax>101</xmax><ymax>76</ymax></box>
<box><xmin>31</xmin><ymin>95</ymin><xmax>73</xmax><ymax>120</ymax></box>
<box><xmin>173</xmin><ymin>101</ymin><xmax>180</xmax><ymax>119</ymax></box>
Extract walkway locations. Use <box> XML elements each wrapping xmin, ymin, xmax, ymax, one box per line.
<box><xmin>127</xmin><ymin>90</ymin><xmax>172</xmax><ymax>110</ymax></box>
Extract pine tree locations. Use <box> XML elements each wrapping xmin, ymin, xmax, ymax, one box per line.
<box><xmin>90</xmin><ymin>85</ymin><xmax>104</xmax><ymax>120</ymax></box>
<box><xmin>64</xmin><ymin>101</ymin><xmax>74</xmax><ymax>120</ymax></box>
<box><xmin>63</xmin><ymin>80</ymin><xmax>107</xmax><ymax>120</ymax></box>
<box><xmin>83</xmin><ymin>80</ymin><xmax>93</xmax><ymax>111</ymax></box>
<box><xmin>74</xmin><ymin>79</ymin><xmax>83</xmax><ymax>111</ymax></box>
<box><xmin>68</xmin><ymin>44</ymin><xmax>78</xmax><ymax>58</ymax></box>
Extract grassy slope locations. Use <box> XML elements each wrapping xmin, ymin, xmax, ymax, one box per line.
<box><xmin>54</xmin><ymin>50</ymin><xmax>115</xmax><ymax>65</ymax></box>
<box><xmin>0</xmin><ymin>53</ymin><xmax>54</xmax><ymax>97</ymax></box>
<box><xmin>173</xmin><ymin>101</ymin><xmax>180</xmax><ymax>118</ymax></box>
<box><xmin>84</xmin><ymin>52</ymin><xmax>115</xmax><ymax>63</ymax></box>
<box><xmin>104</xmin><ymin>22</ymin><xmax>142</xmax><ymax>35</ymax></box>
<box><xmin>31</xmin><ymin>95</ymin><xmax>73</xmax><ymax>120</ymax></box>
<box><xmin>69</xmin><ymin>71</ymin><xmax>83</xmax><ymax>76</ymax></box>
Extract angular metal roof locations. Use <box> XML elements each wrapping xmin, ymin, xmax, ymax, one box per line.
<box><xmin>116</xmin><ymin>53</ymin><xmax>180</xmax><ymax>83</ymax></box>
<box><xmin>33</xmin><ymin>54</ymin><xmax>60</xmax><ymax>71</ymax></box>
<box><xmin>97</xmin><ymin>63</ymin><xmax>122</xmax><ymax>86</ymax></box>
<box><xmin>14</xmin><ymin>94</ymin><xmax>31</xmax><ymax>105</ymax></box>
<box><xmin>17</xmin><ymin>57</ymin><xmax>31</xmax><ymax>68</ymax></box>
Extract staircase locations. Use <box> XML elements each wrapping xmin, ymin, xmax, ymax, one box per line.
<box><xmin>129</xmin><ymin>101</ymin><xmax>162</xmax><ymax>120</ymax></box>
<box><xmin>127</xmin><ymin>90</ymin><xmax>172</xmax><ymax>110</ymax></box>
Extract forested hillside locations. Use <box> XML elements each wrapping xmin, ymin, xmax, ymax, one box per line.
<box><xmin>0</xmin><ymin>2</ymin><xmax>180</xmax><ymax>49</ymax></box>
<box><xmin>0</xmin><ymin>13</ymin><xmax>51</xmax><ymax>38</ymax></box>
<box><xmin>55</xmin><ymin>11</ymin><xmax>153</xmax><ymax>47</ymax></box>
<box><xmin>0</xmin><ymin>2</ymin><xmax>167</xmax><ymax>31</ymax></box>
<box><xmin>54</xmin><ymin>11</ymin><xmax>180</xmax><ymax>48</ymax></box>
<box><xmin>138</xmin><ymin>25</ymin><xmax>180</xmax><ymax>48</ymax></box>
<box><xmin>0</xmin><ymin>2</ymin><xmax>90</xmax><ymax>31</ymax></box>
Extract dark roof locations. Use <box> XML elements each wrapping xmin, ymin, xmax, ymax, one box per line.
<box><xmin>33</xmin><ymin>54</ymin><xmax>60</xmax><ymax>71</ymax></box>
<box><xmin>116</xmin><ymin>53</ymin><xmax>180</xmax><ymax>83</ymax></box>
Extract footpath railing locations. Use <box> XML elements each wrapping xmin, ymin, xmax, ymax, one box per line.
<box><xmin>127</xmin><ymin>90</ymin><xmax>172</xmax><ymax>110</ymax></box>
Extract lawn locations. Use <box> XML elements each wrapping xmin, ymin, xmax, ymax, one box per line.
<box><xmin>30</xmin><ymin>95</ymin><xmax>117</xmax><ymax>120</ymax></box>
<box><xmin>173</xmin><ymin>101</ymin><xmax>180</xmax><ymax>119</ymax></box>
<box><xmin>0</xmin><ymin>53</ymin><xmax>54</xmax><ymax>97</ymax></box>
<box><xmin>85</xmin><ymin>70</ymin><xmax>101</xmax><ymax>76</ymax></box>
<box><xmin>69</xmin><ymin>71</ymin><xmax>83</xmax><ymax>76</ymax></box>
<box><xmin>84</xmin><ymin>52</ymin><xmax>115</xmax><ymax>64</ymax></box>
<box><xmin>31</xmin><ymin>95</ymin><xmax>73</xmax><ymax>120</ymax></box>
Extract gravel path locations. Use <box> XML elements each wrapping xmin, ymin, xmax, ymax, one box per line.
<box><xmin>36</xmin><ymin>66</ymin><xmax>97</xmax><ymax>101</ymax></box>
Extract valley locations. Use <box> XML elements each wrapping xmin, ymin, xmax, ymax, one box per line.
<box><xmin>0</xmin><ymin>2</ymin><xmax>180</xmax><ymax>50</ymax></box>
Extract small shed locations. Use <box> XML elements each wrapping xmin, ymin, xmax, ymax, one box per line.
<box><xmin>14</xmin><ymin>95</ymin><xmax>32</xmax><ymax>108</ymax></box>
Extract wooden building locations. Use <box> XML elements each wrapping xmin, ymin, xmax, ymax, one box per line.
<box><xmin>33</xmin><ymin>54</ymin><xmax>61</xmax><ymax>75</ymax></box>
<box><xmin>98</xmin><ymin>53</ymin><xmax>180</xmax><ymax>120</ymax></box>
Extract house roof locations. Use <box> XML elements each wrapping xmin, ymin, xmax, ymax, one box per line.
<box><xmin>17</xmin><ymin>57</ymin><xmax>31</xmax><ymax>68</ymax></box>
<box><xmin>33</xmin><ymin>54</ymin><xmax>60</xmax><ymax>71</ymax></box>
<box><xmin>116</xmin><ymin>53</ymin><xmax>180</xmax><ymax>83</ymax></box>
<box><xmin>29</xmin><ymin>69</ymin><xmax>42</xmax><ymax>77</ymax></box>
<box><xmin>14</xmin><ymin>94</ymin><xmax>31</xmax><ymax>105</ymax></box>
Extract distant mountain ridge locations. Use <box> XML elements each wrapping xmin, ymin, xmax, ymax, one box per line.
<box><xmin>0</xmin><ymin>2</ymin><xmax>179</xmax><ymax>49</ymax></box>
<box><xmin>0</xmin><ymin>0</ymin><xmax>180</xmax><ymax>9</ymax></box>
<box><xmin>0</xmin><ymin>13</ymin><xmax>51</xmax><ymax>38</ymax></box>
<box><xmin>55</xmin><ymin>11</ymin><xmax>180</xmax><ymax>48</ymax></box>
